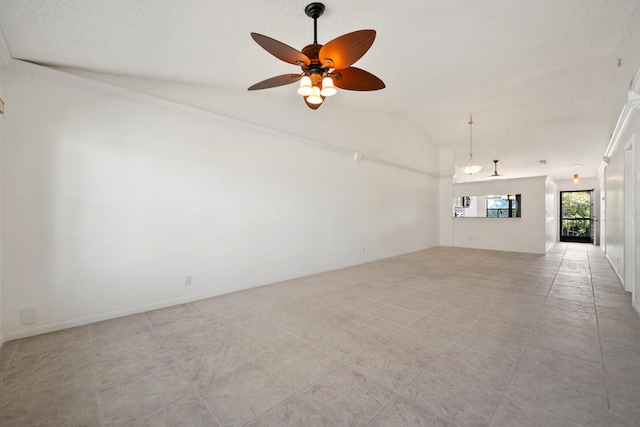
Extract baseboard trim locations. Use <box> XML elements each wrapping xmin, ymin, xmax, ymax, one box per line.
<box><xmin>634</xmin><ymin>300</ymin><xmax>640</xmax><ymax>317</ymax></box>
<box><xmin>605</xmin><ymin>253</ymin><xmax>625</xmax><ymax>290</ymax></box>
<box><xmin>545</xmin><ymin>241</ymin><xmax>556</xmax><ymax>253</ymax></box>
<box><xmin>3</xmin><ymin>283</ymin><xmax>257</xmax><ymax>341</ymax></box>
<box><xmin>3</xmin><ymin>244</ymin><xmax>435</xmax><ymax>342</ymax></box>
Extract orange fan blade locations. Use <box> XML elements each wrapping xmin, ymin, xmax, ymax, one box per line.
<box><xmin>251</xmin><ymin>33</ymin><xmax>311</xmax><ymax>66</ymax></box>
<box><xmin>319</xmin><ymin>30</ymin><xmax>376</xmax><ymax>69</ymax></box>
<box><xmin>248</xmin><ymin>74</ymin><xmax>302</xmax><ymax>91</ymax></box>
<box><xmin>332</xmin><ymin>67</ymin><xmax>385</xmax><ymax>91</ymax></box>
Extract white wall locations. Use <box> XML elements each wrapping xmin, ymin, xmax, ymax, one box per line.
<box><xmin>635</xmin><ymin>132</ymin><xmax>640</xmax><ymax>314</ymax></box>
<box><xmin>604</xmin><ymin>141</ymin><xmax>625</xmax><ymax>281</ymax></box>
<box><xmin>0</xmin><ymin>30</ymin><xmax>9</xmax><ymax>347</ymax></box>
<box><xmin>545</xmin><ymin>177</ymin><xmax>558</xmax><ymax>252</ymax></box>
<box><xmin>438</xmin><ymin>147</ymin><xmax>454</xmax><ymax>247</ymax></box>
<box><xmin>631</xmin><ymin>136</ymin><xmax>640</xmax><ymax>314</ymax></box>
<box><xmin>1</xmin><ymin>63</ymin><xmax>440</xmax><ymax>340</ymax></box>
<box><xmin>599</xmin><ymin>24</ymin><xmax>640</xmax><ymax>314</ymax></box>
<box><xmin>601</xmin><ymin>91</ymin><xmax>640</xmax><ymax>314</ymax></box>
<box><xmin>0</xmin><ymin>69</ymin><xmax>4</xmax><ymax>346</ymax></box>
<box><xmin>599</xmin><ymin>170</ymin><xmax>607</xmax><ymax>252</ymax></box>
<box><xmin>59</xmin><ymin>69</ymin><xmax>439</xmax><ymax>175</ymax></box>
<box><xmin>623</xmin><ymin>139</ymin><xmax>635</xmax><ymax>293</ymax></box>
<box><xmin>620</xmin><ymin>111</ymin><xmax>640</xmax><ymax>313</ymax></box>
<box><xmin>450</xmin><ymin>176</ymin><xmax>548</xmax><ymax>254</ymax></box>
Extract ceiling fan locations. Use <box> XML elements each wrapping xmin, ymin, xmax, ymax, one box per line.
<box><xmin>248</xmin><ymin>2</ymin><xmax>385</xmax><ymax>109</ymax></box>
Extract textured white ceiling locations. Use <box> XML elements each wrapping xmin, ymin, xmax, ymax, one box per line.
<box><xmin>1</xmin><ymin>0</ymin><xmax>639</xmax><ymax>180</ymax></box>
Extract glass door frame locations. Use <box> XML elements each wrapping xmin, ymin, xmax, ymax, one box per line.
<box><xmin>559</xmin><ymin>190</ymin><xmax>594</xmax><ymax>243</ymax></box>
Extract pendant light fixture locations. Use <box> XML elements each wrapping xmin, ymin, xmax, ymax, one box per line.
<box><xmin>572</xmin><ymin>165</ymin><xmax>580</xmax><ymax>184</ymax></box>
<box><xmin>461</xmin><ymin>114</ymin><xmax>482</xmax><ymax>175</ymax></box>
<box><xmin>487</xmin><ymin>159</ymin><xmax>505</xmax><ymax>179</ymax></box>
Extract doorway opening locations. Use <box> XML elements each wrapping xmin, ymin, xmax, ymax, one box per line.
<box><xmin>560</xmin><ymin>190</ymin><xmax>594</xmax><ymax>243</ymax></box>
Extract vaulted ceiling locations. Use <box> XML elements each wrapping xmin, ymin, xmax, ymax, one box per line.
<box><xmin>1</xmin><ymin>0</ymin><xmax>638</xmax><ymax>181</ymax></box>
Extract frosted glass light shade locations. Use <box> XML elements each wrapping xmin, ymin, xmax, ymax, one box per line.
<box><xmin>461</xmin><ymin>156</ymin><xmax>482</xmax><ymax>175</ymax></box>
<box><xmin>297</xmin><ymin>76</ymin><xmax>313</xmax><ymax>96</ymax></box>
<box><xmin>462</xmin><ymin>164</ymin><xmax>483</xmax><ymax>174</ymax></box>
<box><xmin>307</xmin><ymin>86</ymin><xmax>323</xmax><ymax>104</ymax></box>
<box><xmin>320</xmin><ymin>76</ymin><xmax>337</xmax><ymax>96</ymax></box>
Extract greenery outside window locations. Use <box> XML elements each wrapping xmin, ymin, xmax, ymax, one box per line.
<box><xmin>486</xmin><ymin>194</ymin><xmax>521</xmax><ymax>217</ymax></box>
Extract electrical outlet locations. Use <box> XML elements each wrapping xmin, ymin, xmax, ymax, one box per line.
<box><xmin>185</xmin><ymin>276</ymin><xmax>192</xmax><ymax>286</ymax></box>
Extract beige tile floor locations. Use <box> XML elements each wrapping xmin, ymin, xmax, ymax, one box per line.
<box><xmin>0</xmin><ymin>243</ymin><xmax>639</xmax><ymax>426</ymax></box>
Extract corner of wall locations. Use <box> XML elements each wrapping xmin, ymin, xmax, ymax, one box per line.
<box><xmin>438</xmin><ymin>147</ymin><xmax>455</xmax><ymax>247</ymax></box>
<box><xmin>545</xmin><ymin>175</ymin><xmax>559</xmax><ymax>252</ymax></box>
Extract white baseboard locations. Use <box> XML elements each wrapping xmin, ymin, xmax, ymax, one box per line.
<box><xmin>634</xmin><ymin>299</ymin><xmax>640</xmax><ymax>317</ymax></box>
<box><xmin>3</xmin><ymin>244</ymin><xmax>435</xmax><ymax>342</ymax></box>
<box><xmin>3</xmin><ymin>283</ymin><xmax>253</xmax><ymax>342</ymax></box>
<box><xmin>605</xmin><ymin>253</ymin><xmax>625</xmax><ymax>290</ymax></box>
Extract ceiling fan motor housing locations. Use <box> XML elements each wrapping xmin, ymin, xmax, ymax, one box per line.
<box><xmin>302</xmin><ymin>43</ymin><xmax>327</xmax><ymax>83</ymax></box>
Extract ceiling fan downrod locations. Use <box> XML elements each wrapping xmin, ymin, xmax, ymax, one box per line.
<box><xmin>305</xmin><ymin>2</ymin><xmax>325</xmax><ymax>44</ymax></box>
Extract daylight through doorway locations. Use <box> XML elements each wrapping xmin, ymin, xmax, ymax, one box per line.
<box><xmin>560</xmin><ymin>190</ymin><xmax>594</xmax><ymax>243</ymax></box>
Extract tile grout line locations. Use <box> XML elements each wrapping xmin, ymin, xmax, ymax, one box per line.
<box><xmin>239</xmin><ymin>291</ymin><xmax>420</xmax><ymax>427</ymax></box>
<box><xmin>87</xmin><ymin>325</ymin><xmax>106</xmax><ymax>427</ymax></box>
<box><xmin>264</xmin><ymin>272</ymin><xmax>459</xmax><ymax>426</ymax></box>
<box><xmin>3</xmin><ymin>246</ymin><xmax>631</xmax><ymax>426</ymax></box>
<box><xmin>587</xmin><ymin>247</ymin><xmax>614</xmax><ymax>427</ymax></box>
<box><xmin>357</xmin><ymin>254</ymin><xmax>562</xmax><ymax>426</ymax></box>
<box><xmin>244</xmin><ymin>360</ymin><xmax>343</xmax><ymax>426</ymax></box>
<box><xmin>148</xmin><ymin>300</ymin><xmax>341</xmax><ymax>426</ymax></box>
<box><xmin>375</xmin><ymin>301</ymin><xmax>478</xmax><ymax>425</ymax></box>
<box><xmin>485</xmin><ymin>243</ymin><xmax>569</xmax><ymax>426</ymax></box>
<box><xmin>489</xmin><ymin>245</ymin><xmax>604</xmax><ymax>426</ymax></box>
<box><xmin>0</xmin><ymin>339</ymin><xmax>20</xmax><ymax>389</ymax></box>
<box><xmin>141</xmin><ymin>311</ymin><xmax>224</xmax><ymax>427</ymax></box>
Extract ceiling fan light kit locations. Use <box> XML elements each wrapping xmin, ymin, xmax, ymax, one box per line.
<box><xmin>248</xmin><ymin>2</ymin><xmax>385</xmax><ymax>109</ymax></box>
